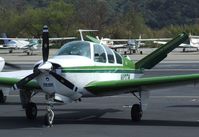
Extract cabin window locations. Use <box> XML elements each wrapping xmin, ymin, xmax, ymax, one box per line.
<box><xmin>103</xmin><ymin>45</ymin><xmax>115</xmax><ymax>63</ymax></box>
<box><xmin>94</xmin><ymin>44</ymin><xmax>106</xmax><ymax>63</ymax></box>
<box><xmin>114</xmin><ymin>51</ymin><xmax>123</xmax><ymax>64</ymax></box>
<box><xmin>56</xmin><ymin>41</ymin><xmax>91</xmax><ymax>58</ymax></box>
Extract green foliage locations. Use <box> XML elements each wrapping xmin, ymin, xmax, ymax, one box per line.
<box><xmin>0</xmin><ymin>0</ymin><xmax>199</xmax><ymax>38</ymax></box>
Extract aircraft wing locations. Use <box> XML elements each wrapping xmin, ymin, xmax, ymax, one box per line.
<box><xmin>0</xmin><ymin>70</ymin><xmax>40</xmax><ymax>89</ymax></box>
<box><xmin>49</xmin><ymin>37</ymin><xmax>76</xmax><ymax>41</ymax></box>
<box><xmin>110</xmin><ymin>38</ymin><xmax>171</xmax><ymax>42</ymax></box>
<box><xmin>0</xmin><ymin>37</ymin><xmax>76</xmax><ymax>41</ymax></box>
<box><xmin>0</xmin><ymin>38</ymin><xmax>28</xmax><ymax>41</ymax></box>
<box><xmin>154</xmin><ymin>41</ymin><xmax>191</xmax><ymax>48</ymax></box>
<box><xmin>85</xmin><ymin>74</ymin><xmax>199</xmax><ymax>96</ymax></box>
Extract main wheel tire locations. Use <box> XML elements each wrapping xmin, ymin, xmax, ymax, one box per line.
<box><xmin>25</xmin><ymin>102</ymin><xmax>37</xmax><ymax>120</ymax></box>
<box><xmin>44</xmin><ymin>111</ymin><xmax>54</xmax><ymax>126</ymax></box>
<box><xmin>131</xmin><ymin>104</ymin><xmax>142</xmax><ymax>122</ymax></box>
<box><xmin>0</xmin><ymin>90</ymin><xmax>6</xmax><ymax>104</ymax></box>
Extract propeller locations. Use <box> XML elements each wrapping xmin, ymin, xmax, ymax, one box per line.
<box><xmin>42</xmin><ymin>25</ymin><xmax>49</xmax><ymax>63</ymax></box>
<box><xmin>13</xmin><ymin>25</ymin><xmax>78</xmax><ymax>92</ymax></box>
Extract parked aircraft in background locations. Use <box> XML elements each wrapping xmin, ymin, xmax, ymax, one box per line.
<box><xmin>154</xmin><ymin>34</ymin><xmax>199</xmax><ymax>52</ymax></box>
<box><xmin>0</xmin><ymin>33</ymin><xmax>76</xmax><ymax>55</ymax></box>
<box><xmin>86</xmin><ymin>35</ymin><xmax>171</xmax><ymax>54</ymax></box>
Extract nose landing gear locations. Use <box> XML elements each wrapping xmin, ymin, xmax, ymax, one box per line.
<box><xmin>44</xmin><ymin>104</ymin><xmax>54</xmax><ymax>127</ymax></box>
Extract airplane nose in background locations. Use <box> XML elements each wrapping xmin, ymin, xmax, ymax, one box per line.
<box><xmin>0</xmin><ymin>57</ymin><xmax>5</xmax><ymax>72</ymax></box>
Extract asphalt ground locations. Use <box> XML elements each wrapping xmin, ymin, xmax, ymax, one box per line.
<box><xmin>0</xmin><ymin>48</ymin><xmax>199</xmax><ymax>137</ymax></box>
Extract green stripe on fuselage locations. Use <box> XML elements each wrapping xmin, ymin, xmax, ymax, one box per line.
<box><xmin>61</xmin><ymin>66</ymin><xmax>143</xmax><ymax>73</ymax></box>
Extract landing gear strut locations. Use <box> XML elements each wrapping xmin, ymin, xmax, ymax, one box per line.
<box><xmin>131</xmin><ymin>92</ymin><xmax>143</xmax><ymax>122</ymax></box>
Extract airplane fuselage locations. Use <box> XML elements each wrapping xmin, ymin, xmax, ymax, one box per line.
<box><xmin>34</xmin><ymin>41</ymin><xmax>143</xmax><ymax>103</ymax></box>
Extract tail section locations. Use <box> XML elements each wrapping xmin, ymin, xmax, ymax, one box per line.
<box><xmin>78</xmin><ymin>29</ymin><xmax>98</xmax><ymax>41</ymax></box>
<box><xmin>86</xmin><ymin>35</ymin><xmax>101</xmax><ymax>43</ymax></box>
<box><xmin>135</xmin><ymin>32</ymin><xmax>188</xmax><ymax>69</ymax></box>
<box><xmin>1</xmin><ymin>33</ymin><xmax>9</xmax><ymax>45</ymax></box>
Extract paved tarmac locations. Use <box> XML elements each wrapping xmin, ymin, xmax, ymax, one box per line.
<box><xmin>1</xmin><ymin>48</ymin><xmax>199</xmax><ymax>137</ymax></box>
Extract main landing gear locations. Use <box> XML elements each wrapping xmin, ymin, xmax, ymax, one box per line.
<box><xmin>131</xmin><ymin>92</ymin><xmax>143</xmax><ymax>122</ymax></box>
<box><xmin>0</xmin><ymin>90</ymin><xmax>7</xmax><ymax>104</ymax></box>
<box><xmin>21</xmin><ymin>90</ymin><xmax>55</xmax><ymax>127</ymax></box>
<box><xmin>25</xmin><ymin>101</ymin><xmax>55</xmax><ymax>127</ymax></box>
<box><xmin>25</xmin><ymin>102</ymin><xmax>37</xmax><ymax>120</ymax></box>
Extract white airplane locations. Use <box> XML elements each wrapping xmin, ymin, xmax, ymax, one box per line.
<box><xmin>154</xmin><ymin>34</ymin><xmax>199</xmax><ymax>52</ymax></box>
<box><xmin>0</xmin><ymin>57</ymin><xmax>16</xmax><ymax>103</ymax></box>
<box><xmin>0</xmin><ymin>56</ymin><xmax>19</xmax><ymax>71</ymax></box>
<box><xmin>0</xmin><ymin>33</ymin><xmax>76</xmax><ymax>55</ymax></box>
<box><xmin>0</xmin><ymin>26</ymin><xmax>198</xmax><ymax>127</ymax></box>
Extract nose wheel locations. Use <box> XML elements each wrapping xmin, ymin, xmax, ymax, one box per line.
<box><xmin>44</xmin><ymin>105</ymin><xmax>54</xmax><ymax>127</ymax></box>
<box><xmin>44</xmin><ymin>99</ymin><xmax>55</xmax><ymax>127</ymax></box>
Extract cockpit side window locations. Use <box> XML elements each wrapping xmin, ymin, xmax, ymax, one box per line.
<box><xmin>114</xmin><ymin>51</ymin><xmax>123</xmax><ymax>64</ymax></box>
<box><xmin>56</xmin><ymin>41</ymin><xmax>91</xmax><ymax>58</ymax></box>
<box><xmin>103</xmin><ymin>45</ymin><xmax>115</xmax><ymax>63</ymax></box>
<box><xmin>94</xmin><ymin>44</ymin><xmax>106</xmax><ymax>63</ymax></box>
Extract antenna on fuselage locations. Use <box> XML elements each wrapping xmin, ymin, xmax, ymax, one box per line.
<box><xmin>78</xmin><ymin>29</ymin><xmax>98</xmax><ymax>41</ymax></box>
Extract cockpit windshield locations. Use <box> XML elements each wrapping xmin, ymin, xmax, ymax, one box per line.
<box><xmin>56</xmin><ymin>41</ymin><xmax>91</xmax><ymax>58</ymax></box>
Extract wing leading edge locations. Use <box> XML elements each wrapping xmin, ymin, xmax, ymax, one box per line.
<box><xmin>85</xmin><ymin>74</ymin><xmax>199</xmax><ymax>96</ymax></box>
<box><xmin>0</xmin><ymin>77</ymin><xmax>40</xmax><ymax>89</ymax></box>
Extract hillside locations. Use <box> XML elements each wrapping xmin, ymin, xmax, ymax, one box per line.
<box><xmin>0</xmin><ymin>0</ymin><xmax>199</xmax><ymax>38</ymax></box>
<box><xmin>0</xmin><ymin>0</ymin><xmax>198</xmax><ymax>28</ymax></box>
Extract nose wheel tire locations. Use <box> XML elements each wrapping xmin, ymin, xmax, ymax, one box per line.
<box><xmin>44</xmin><ymin>106</ymin><xmax>54</xmax><ymax>127</ymax></box>
<box><xmin>131</xmin><ymin>104</ymin><xmax>142</xmax><ymax>122</ymax></box>
<box><xmin>25</xmin><ymin>102</ymin><xmax>37</xmax><ymax>120</ymax></box>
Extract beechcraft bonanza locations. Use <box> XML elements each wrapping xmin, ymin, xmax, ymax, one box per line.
<box><xmin>154</xmin><ymin>34</ymin><xmax>199</xmax><ymax>52</ymax></box>
<box><xmin>0</xmin><ymin>33</ymin><xmax>76</xmax><ymax>55</ymax></box>
<box><xmin>1</xmin><ymin>26</ymin><xmax>199</xmax><ymax>126</ymax></box>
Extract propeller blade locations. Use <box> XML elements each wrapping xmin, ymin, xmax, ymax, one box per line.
<box><xmin>13</xmin><ymin>70</ymin><xmax>40</xmax><ymax>90</ymax></box>
<box><xmin>49</xmin><ymin>71</ymin><xmax>78</xmax><ymax>91</ymax></box>
<box><xmin>42</xmin><ymin>25</ymin><xmax>49</xmax><ymax>63</ymax></box>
